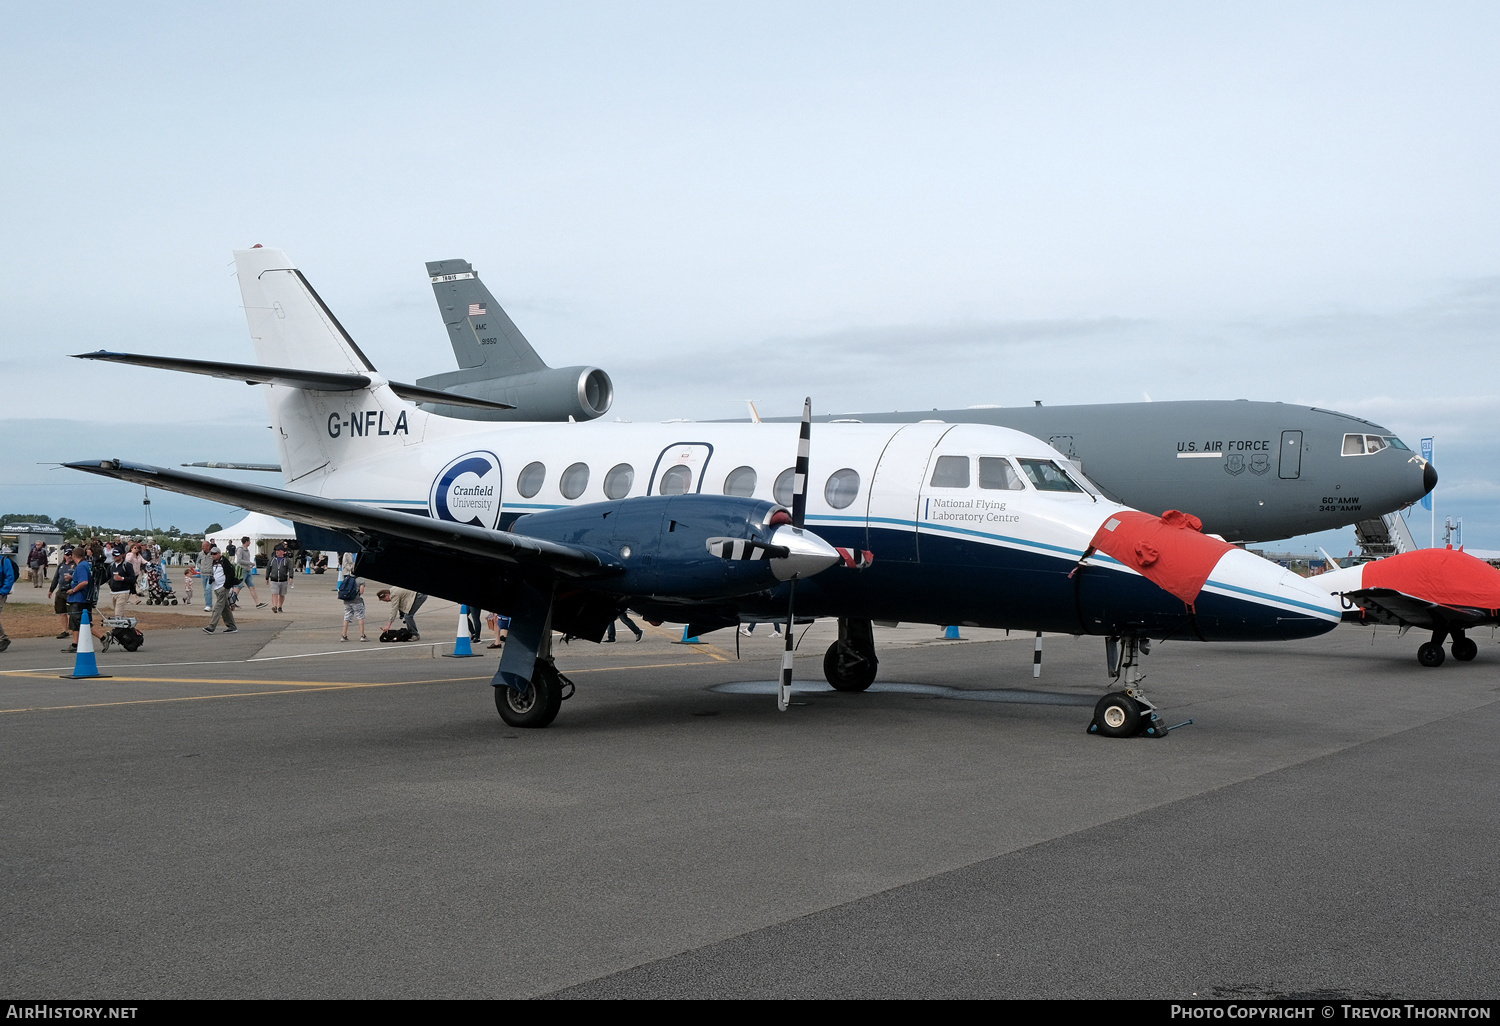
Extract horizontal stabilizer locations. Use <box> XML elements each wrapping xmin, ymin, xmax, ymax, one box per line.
<box><xmin>74</xmin><ymin>351</ymin><xmax>514</xmax><ymax>410</ymax></box>
<box><xmin>65</xmin><ymin>459</ymin><xmax>618</xmax><ymax>580</ymax></box>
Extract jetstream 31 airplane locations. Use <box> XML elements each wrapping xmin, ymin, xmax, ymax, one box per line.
<box><xmin>69</xmin><ymin>247</ymin><xmax>1343</xmax><ymax>736</ymax></box>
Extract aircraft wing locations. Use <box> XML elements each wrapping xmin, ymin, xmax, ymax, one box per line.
<box><xmin>1343</xmin><ymin>587</ymin><xmax>1494</xmax><ymax>630</ymax></box>
<box><xmin>64</xmin><ymin>459</ymin><xmax>619</xmax><ymax>580</ymax></box>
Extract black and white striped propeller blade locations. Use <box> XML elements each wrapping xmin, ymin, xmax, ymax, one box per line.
<box><xmin>778</xmin><ymin>397</ymin><xmax>813</xmax><ymax>712</ymax></box>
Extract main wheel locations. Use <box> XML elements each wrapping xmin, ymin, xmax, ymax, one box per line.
<box><xmin>1452</xmin><ymin>637</ymin><xmax>1478</xmax><ymax>662</ymax></box>
<box><xmin>823</xmin><ymin>641</ymin><xmax>877</xmax><ymax>692</ymax></box>
<box><xmin>495</xmin><ymin>662</ymin><xmax>564</xmax><ymax>728</ymax></box>
<box><xmin>1093</xmin><ymin>692</ymin><xmax>1142</xmax><ymax>738</ymax></box>
<box><xmin>1418</xmin><ymin>642</ymin><xmax>1446</xmax><ymax>667</ymax></box>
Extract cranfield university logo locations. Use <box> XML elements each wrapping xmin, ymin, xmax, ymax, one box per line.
<box><xmin>429</xmin><ymin>450</ymin><xmax>503</xmax><ymax>529</ymax></box>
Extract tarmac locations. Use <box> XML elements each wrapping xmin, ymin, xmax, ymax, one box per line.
<box><xmin>1</xmin><ymin>577</ymin><xmax>1497</xmax><ymax>999</ymax></box>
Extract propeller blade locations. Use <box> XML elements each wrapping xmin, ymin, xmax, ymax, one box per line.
<box><xmin>790</xmin><ymin>397</ymin><xmax>811</xmax><ymax>529</ymax></box>
<box><xmin>778</xmin><ymin>579</ymin><xmax>796</xmax><ymax>712</ymax></box>
<box><xmin>780</xmin><ymin>398</ymin><xmax>811</xmax><ymax>711</ymax></box>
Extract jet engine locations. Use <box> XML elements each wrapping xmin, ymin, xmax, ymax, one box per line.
<box><xmin>414</xmin><ymin>365</ymin><xmax>613</xmax><ymax>422</ymax></box>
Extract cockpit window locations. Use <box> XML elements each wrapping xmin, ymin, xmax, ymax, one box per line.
<box><xmin>1385</xmin><ymin>436</ymin><xmax>1410</xmax><ymax>451</ymax></box>
<box><xmin>1017</xmin><ymin>458</ymin><xmax>1085</xmax><ymax>492</ymax></box>
<box><xmin>978</xmin><ymin>457</ymin><xmax>1025</xmax><ymax>491</ymax></box>
<box><xmin>929</xmin><ymin>456</ymin><xmax>970</xmax><ymax>488</ymax></box>
<box><xmin>1343</xmin><ymin>433</ymin><xmax>1393</xmax><ymax>456</ymax></box>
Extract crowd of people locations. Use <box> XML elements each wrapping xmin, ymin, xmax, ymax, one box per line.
<box><xmin>0</xmin><ymin>536</ymin><xmax>654</xmax><ymax>656</ymax></box>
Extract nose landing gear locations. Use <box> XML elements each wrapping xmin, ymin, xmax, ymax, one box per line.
<box><xmin>823</xmin><ymin>617</ymin><xmax>879</xmax><ymax>692</ymax></box>
<box><xmin>1090</xmin><ymin>635</ymin><xmax>1171</xmax><ymax>738</ymax></box>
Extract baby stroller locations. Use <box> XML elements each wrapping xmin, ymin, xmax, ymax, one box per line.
<box><xmin>142</xmin><ymin>562</ymin><xmax>179</xmax><ymax>605</ymax></box>
<box><xmin>97</xmin><ymin>615</ymin><xmax>145</xmax><ymax>652</ymax></box>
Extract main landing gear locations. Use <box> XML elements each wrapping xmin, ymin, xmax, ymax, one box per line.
<box><xmin>823</xmin><ymin>618</ymin><xmax>879</xmax><ymax>692</ymax></box>
<box><xmin>1090</xmin><ymin>635</ymin><xmax>1171</xmax><ymax>739</ymax></box>
<box><xmin>491</xmin><ymin>579</ymin><xmax>574</xmax><ymax>728</ymax></box>
<box><xmin>1418</xmin><ymin>627</ymin><xmax>1478</xmax><ymax>668</ymax></box>
<box><xmin>495</xmin><ymin>657</ymin><xmax>572</xmax><ymax>728</ymax></box>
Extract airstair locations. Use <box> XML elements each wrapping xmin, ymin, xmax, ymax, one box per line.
<box><xmin>1355</xmin><ymin>511</ymin><xmax>1420</xmax><ymax>557</ymax></box>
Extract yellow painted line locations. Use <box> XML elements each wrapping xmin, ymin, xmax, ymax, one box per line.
<box><xmin>561</xmin><ymin>660</ymin><xmax>722</xmax><ymax>674</ymax></box>
<box><xmin>0</xmin><ymin>658</ymin><xmax>732</xmax><ymax>714</ymax></box>
<box><xmin>0</xmin><ymin>676</ymin><xmax>489</xmax><ymax>713</ymax></box>
<box><xmin>2</xmin><ymin>673</ymin><xmax>402</xmax><ymax>688</ymax></box>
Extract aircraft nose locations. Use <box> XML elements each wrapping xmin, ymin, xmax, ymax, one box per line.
<box><xmin>768</xmin><ymin>525</ymin><xmax>841</xmax><ymax>581</ymax></box>
<box><xmin>1423</xmin><ymin>461</ymin><xmax>1438</xmax><ymax>496</ymax></box>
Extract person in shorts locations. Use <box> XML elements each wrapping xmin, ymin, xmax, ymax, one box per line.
<box><xmin>266</xmin><ymin>542</ymin><xmax>292</xmax><ymax>612</ymax></box>
<box><xmin>340</xmin><ymin>576</ymin><xmax>366</xmax><ymax>641</ymax></box>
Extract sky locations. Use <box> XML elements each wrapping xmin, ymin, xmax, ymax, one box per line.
<box><xmin>3</xmin><ymin>2</ymin><xmax>1497</xmax><ymax>549</ymax></box>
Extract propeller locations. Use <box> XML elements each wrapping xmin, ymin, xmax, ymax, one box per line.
<box><xmin>778</xmin><ymin>397</ymin><xmax>813</xmax><ymax>712</ymax></box>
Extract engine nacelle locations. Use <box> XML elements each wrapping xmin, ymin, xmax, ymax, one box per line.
<box><xmin>513</xmin><ymin>494</ymin><xmax>838</xmax><ymax>603</ymax></box>
<box><xmin>414</xmin><ymin>365</ymin><xmax>613</xmax><ymax>422</ymax></box>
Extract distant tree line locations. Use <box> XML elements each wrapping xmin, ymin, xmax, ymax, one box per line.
<box><xmin>2</xmin><ymin>512</ymin><xmax>205</xmax><ymax>552</ymax></box>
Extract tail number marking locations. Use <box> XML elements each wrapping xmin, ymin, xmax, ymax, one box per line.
<box><xmin>327</xmin><ymin>411</ymin><xmax>410</xmax><ymax>438</ymax></box>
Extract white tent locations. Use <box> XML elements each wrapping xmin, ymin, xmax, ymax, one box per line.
<box><xmin>207</xmin><ymin>512</ymin><xmax>296</xmax><ymax>558</ymax></box>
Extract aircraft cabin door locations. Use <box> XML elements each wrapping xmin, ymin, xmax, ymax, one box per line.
<box><xmin>649</xmin><ymin>442</ymin><xmax>714</xmax><ymax>494</ymax></box>
<box><xmin>865</xmin><ymin>424</ymin><xmax>947</xmax><ymax>562</ymax></box>
<box><xmin>1279</xmin><ymin>430</ymin><xmax>1303</xmax><ymax>480</ymax></box>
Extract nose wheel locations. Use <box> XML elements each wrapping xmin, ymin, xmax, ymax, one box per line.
<box><xmin>823</xmin><ymin>618</ymin><xmax>879</xmax><ymax>692</ymax></box>
<box><xmin>1091</xmin><ymin>635</ymin><xmax>1170</xmax><ymax>738</ymax></box>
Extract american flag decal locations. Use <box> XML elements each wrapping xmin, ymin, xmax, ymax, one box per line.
<box><xmin>468</xmin><ymin>303</ymin><xmax>487</xmax><ymax>316</ymax></box>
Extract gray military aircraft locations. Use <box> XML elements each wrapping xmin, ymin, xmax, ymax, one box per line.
<box><xmin>411</xmin><ymin>260</ymin><xmax>1436</xmax><ymax>545</ymax></box>
<box><xmin>789</xmin><ymin>402</ymin><xmax>1436</xmax><ymax>544</ymax></box>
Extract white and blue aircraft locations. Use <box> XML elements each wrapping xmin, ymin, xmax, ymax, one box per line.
<box><xmin>70</xmin><ymin>247</ymin><xmax>1342</xmax><ymax>735</ymax></box>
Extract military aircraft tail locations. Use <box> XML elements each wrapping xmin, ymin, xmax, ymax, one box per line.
<box><xmin>415</xmin><ymin>258</ymin><xmax>613</xmax><ymax>422</ymax></box>
<box><xmin>424</xmin><ymin>258</ymin><xmax>547</xmax><ymax>377</ymax></box>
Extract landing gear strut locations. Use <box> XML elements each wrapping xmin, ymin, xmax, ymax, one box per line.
<box><xmin>1090</xmin><ymin>635</ymin><xmax>1169</xmax><ymax>739</ymax></box>
<box><xmin>823</xmin><ymin>617</ymin><xmax>878</xmax><ymax>692</ymax></box>
<box><xmin>492</xmin><ymin>578</ymin><xmax>573</xmax><ymax>728</ymax></box>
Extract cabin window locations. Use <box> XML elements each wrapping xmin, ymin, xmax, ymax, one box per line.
<box><xmin>1017</xmin><ymin>458</ymin><xmax>1084</xmax><ymax>492</ymax></box>
<box><xmin>604</xmin><ymin>463</ymin><xmax>634</xmax><ymax>499</ymax></box>
<box><xmin>659</xmin><ymin>464</ymin><xmax>692</xmax><ymax>495</ymax></box>
<box><xmin>517</xmin><ymin>461</ymin><xmax>545</xmax><ymax>498</ymax></box>
<box><xmin>824</xmin><ymin>468</ymin><xmax>860</xmax><ymax>509</ymax></box>
<box><xmin>560</xmin><ymin>462</ymin><xmax>590</xmax><ymax>500</ymax></box>
<box><xmin>773</xmin><ymin>468</ymin><xmax>796</xmax><ymax>506</ymax></box>
<box><xmin>723</xmin><ymin>466</ymin><xmax>757</xmax><ymax>498</ymax></box>
<box><xmin>929</xmin><ymin>455</ymin><xmax>970</xmax><ymax>488</ymax></box>
<box><xmin>978</xmin><ymin>457</ymin><xmax>1025</xmax><ymax>491</ymax></box>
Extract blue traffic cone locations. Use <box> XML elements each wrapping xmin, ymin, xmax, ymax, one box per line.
<box><xmin>445</xmin><ymin>604</ymin><xmax>479</xmax><ymax>658</ymax></box>
<box><xmin>60</xmin><ymin>608</ymin><xmax>111</xmax><ymax>680</ymax></box>
<box><xmin>677</xmin><ymin>625</ymin><xmax>703</xmax><ymax>645</ymax></box>
<box><xmin>942</xmin><ymin>625</ymin><xmax>963</xmax><ymax>640</ymax></box>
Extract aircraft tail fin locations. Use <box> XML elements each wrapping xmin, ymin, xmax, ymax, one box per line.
<box><xmin>234</xmin><ymin>247</ymin><xmax>429</xmax><ymax>482</ymax></box>
<box><xmin>423</xmin><ymin>258</ymin><xmax>549</xmax><ymax>379</ymax></box>
<box><xmin>236</xmin><ymin>247</ymin><xmax>380</xmax><ymax>374</ymax></box>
